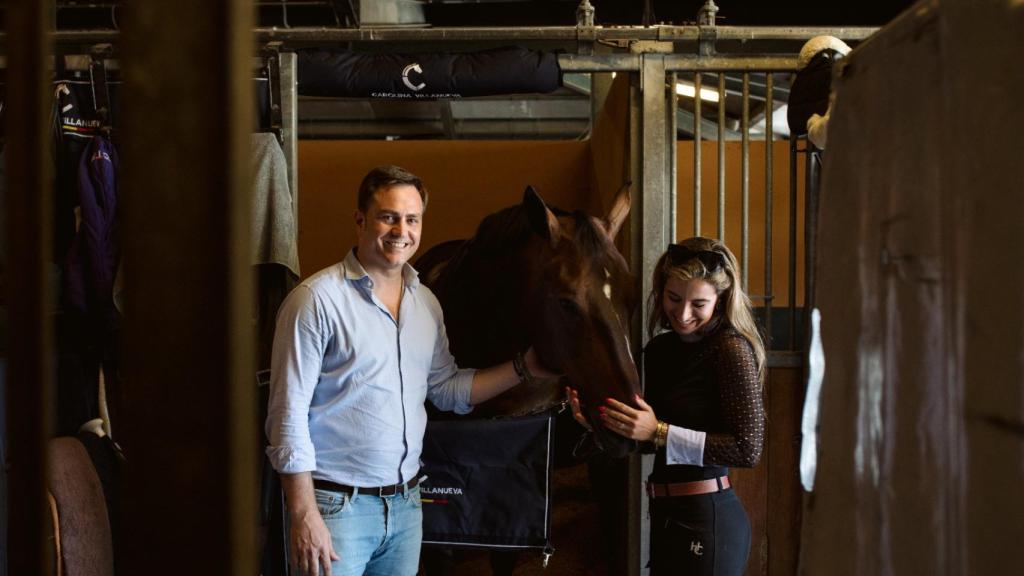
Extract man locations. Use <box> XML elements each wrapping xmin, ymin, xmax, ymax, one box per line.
<box><xmin>265</xmin><ymin>165</ymin><xmax>547</xmax><ymax>576</ymax></box>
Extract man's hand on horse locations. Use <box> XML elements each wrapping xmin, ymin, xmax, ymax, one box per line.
<box><xmin>565</xmin><ymin>386</ymin><xmax>594</xmax><ymax>431</ymax></box>
<box><xmin>600</xmin><ymin>395</ymin><xmax>659</xmax><ymax>442</ymax></box>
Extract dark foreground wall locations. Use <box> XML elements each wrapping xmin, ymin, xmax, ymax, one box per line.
<box><xmin>801</xmin><ymin>1</ymin><xmax>1024</xmax><ymax>574</ymax></box>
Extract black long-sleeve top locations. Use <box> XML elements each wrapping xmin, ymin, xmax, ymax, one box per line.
<box><xmin>643</xmin><ymin>322</ymin><xmax>765</xmax><ymax>483</ymax></box>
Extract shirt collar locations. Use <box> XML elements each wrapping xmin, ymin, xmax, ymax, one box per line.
<box><xmin>342</xmin><ymin>248</ymin><xmax>421</xmax><ymax>291</ymax></box>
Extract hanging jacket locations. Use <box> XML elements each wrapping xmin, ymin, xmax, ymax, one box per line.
<box><xmin>65</xmin><ymin>135</ymin><xmax>120</xmax><ymax>330</ymax></box>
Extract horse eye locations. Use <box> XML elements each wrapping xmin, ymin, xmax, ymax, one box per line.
<box><xmin>557</xmin><ymin>297</ymin><xmax>583</xmax><ymax>316</ymax></box>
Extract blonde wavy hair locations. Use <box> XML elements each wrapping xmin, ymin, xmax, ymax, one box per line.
<box><xmin>647</xmin><ymin>237</ymin><xmax>766</xmax><ymax>383</ymax></box>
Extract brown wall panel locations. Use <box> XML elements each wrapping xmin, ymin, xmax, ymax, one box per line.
<box><xmin>766</xmin><ymin>366</ymin><xmax>804</xmax><ymax>576</ymax></box>
<box><xmin>731</xmin><ymin>461</ymin><xmax>769</xmax><ymax>576</ymax></box>
<box><xmin>731</xmin><ymin>366</ymin><xmax>803</xmax><ymax>576</ymax></box>
<box><xmin>297</xmin><ymin>140</ymin><xmax>591</xmax><ymax>276</ymax></box>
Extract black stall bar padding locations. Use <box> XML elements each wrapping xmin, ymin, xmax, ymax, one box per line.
<box><xmin>296</xmin><ymin>46</ymin><xmax>561</xmax><ymax>99</ymax></box>
<box><xmin>786</xmin><ymin>49</ymin><xmax>840</xmax><ymax>137</ymax></box>
<box><xmin>421</xmin><ymin>413</ymin><xmax>554</xmax><ymax>550</ymax></box>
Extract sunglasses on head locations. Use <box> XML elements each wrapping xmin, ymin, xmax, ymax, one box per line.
<box><xmin>666</xmin><ymin>243</ymin><xmax>725</xmax><ymax>272</ymax></box>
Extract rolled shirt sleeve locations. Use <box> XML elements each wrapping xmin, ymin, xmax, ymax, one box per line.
<box><xmin>265</xmin><ymin>285</ymin><xmax>324</xmax><ymax>474</ymax></box>
<box><xmin>423</xmin><ymin>291</ymin><xmax>475</xmax><ymax>414</ymax></box>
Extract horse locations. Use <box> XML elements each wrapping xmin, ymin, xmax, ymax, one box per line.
<box><xmin>416</xmin><ymin>185</ymin><xmax>641</xmax><ymax>458</ymax></box>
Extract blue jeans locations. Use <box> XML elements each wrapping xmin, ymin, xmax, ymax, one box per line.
<box><xmin>313</xmin><ymin>485</ymin><xmax>423</xmax><ymax>576</ymax></box>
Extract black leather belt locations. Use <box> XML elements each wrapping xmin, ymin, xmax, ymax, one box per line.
<box><xmin>313</xmin><ymin>475</ymin><xmax>420</xmax><ymax>497</ymax></box>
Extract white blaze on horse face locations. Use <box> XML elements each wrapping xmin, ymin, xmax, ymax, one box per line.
<box><xmin>602</xmin><ymin>267</ymin><xmax>635</xmax><ymax>364</ymax></box>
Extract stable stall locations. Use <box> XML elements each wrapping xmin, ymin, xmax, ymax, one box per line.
<box><xmin>1</xmin><ymin>2</ymin><xmax>882</xmax><ymax>575</ymax></box>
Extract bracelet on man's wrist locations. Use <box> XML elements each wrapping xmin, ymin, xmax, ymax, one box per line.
<box><xmin>513</xmin><ymin>351</ymin><xmax>534</xmax><ymax>383</ymax></box>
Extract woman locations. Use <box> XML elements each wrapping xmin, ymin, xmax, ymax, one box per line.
<box><xmin>569</xmin><ymin>237</ymin><xmax>765</xmax><ymax>576</ymax></box>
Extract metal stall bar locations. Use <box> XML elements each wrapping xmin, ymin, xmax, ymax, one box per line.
<box><xmin>279</xmin><ymin>51</ymin><xmax>300</xmax><ymax>236</ymax></box>
<box><xmin>805</xmin><ymin>146</ymin><xmax>822</xmax><ymax>341</ymax></box>
<box><xmin>622</xmin><ymin>61</ymin><xmax>638</xmax><ymax>576</ymax></box>
<box><xmin>563</xmin><ymin>54</ymin><xmax>800</xmax><ymax>73</ymax></box>
<box><xmin>634</xmin><ymin>51</ymin><xmax>673</xmax><ymax>576</ymax></box>
<box><xmin>788</xmin><ymin>133</ymin><xmax>799</xmax><ymax>349</ymax></box>
<box><xmin>764</xmin><ymin>73</ymin><xmax>774</xmax><ymax>349</ymax></box>
<box><xmin>669</xmin><ymin>71</ymin><xmax>678</xmax><ymax>241</ymax></box>
<box><xmin>253</xmin><ymin>24</ymin><xmax>878</xmax><ymax>44</ymax></box>
<box><xmin>566</xmin><ymin>55</ymin><xmax>804</xmax><ymax>73</ymax></box>
<box><xmin>741</xmin><ymin>73</ymin><xmax>750</xmax><ymax>289</ymax></box>
<box><xmin>4</xmin><ymin>1</ymin><xmax>55</xmax><ymax>574</ymax></box>
<box><xmin>665</xmin><ymin>55</ymin><xmax>801</xmax><ymax>72</ymax></box>
<box><xmin>37</xmin><ymin>24</ymin><xmax>877</xmax><ymax>46</ymax></box>
<box><xmin>694</xmin><ymin>72</ymin><xmax>702</xmax><ymax>237</ymax></box>
<box><xmin>717</xmin><ymin>73</ymin><xmax>726</xmax><ymax>240</ymax></box>
<box><xmin>119</xmin><ymin>2</ymin><xmax>256</xmax><ymax>575</ymax></box>
<box><xmin>34</xmin><ymin>27</ymin><xmax>878</xmax><ymax>62</ymax></box>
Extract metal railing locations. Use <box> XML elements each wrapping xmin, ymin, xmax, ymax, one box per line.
<box><xmin>668</xmin><ymin>66</ymin><xmax>810</xmax><ymax>360</ymax></box>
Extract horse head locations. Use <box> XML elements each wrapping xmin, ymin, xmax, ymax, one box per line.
<box><xmin>418</xmin><ymin>185</ymin><xmax>640</xmax><ymax>458</ymax></box>
<box><xmin>516</xmin><ymin>186</ymin><xmax>640</xmax><ymax>457</ymax></box>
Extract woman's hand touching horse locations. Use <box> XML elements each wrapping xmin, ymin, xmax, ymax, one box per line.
<box><xmin>566</xmin><ymin>386</ymin><xmax>593</xmax><ymax>431</ymax></box>
<box><xmin>600</xmin><ymin>394</ymin><xmax>659</xmax><ymax>442</ymax></box>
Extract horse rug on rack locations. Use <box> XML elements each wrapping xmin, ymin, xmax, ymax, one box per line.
<box><xmin>420</xmin><ymin>412</ymin><xmax>555</xmax><ymax>554</ymax></box>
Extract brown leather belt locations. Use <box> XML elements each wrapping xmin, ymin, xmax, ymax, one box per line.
<box><xmin>646</xmin><ymin>475</ymin><xmax>730</xmax><ymax>498</ymax></box>
<box><xmin>313</xmin><ymin>475</ymin><xmax>420</xmax><ymax>497</ymax></box>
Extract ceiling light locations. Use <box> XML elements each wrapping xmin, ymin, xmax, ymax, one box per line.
<box><xmin>675</xmin><ymin>82</ymin><xmax>720</xmax><ymax>103</ymax></box>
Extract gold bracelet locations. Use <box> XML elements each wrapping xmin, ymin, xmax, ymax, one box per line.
<box><xmin>654</xmin><ymin>421</ymin><xmax>669</xmax><ymax>447</ymax></box>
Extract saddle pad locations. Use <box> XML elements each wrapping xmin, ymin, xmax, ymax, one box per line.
<box><xmin>420</xmin><ymin>413</ymin><xmax>554</xmax><ymax>550</ymax></box>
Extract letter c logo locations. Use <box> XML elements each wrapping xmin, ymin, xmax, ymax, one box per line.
<box><xmin>402</xmin><ymin>63</ymin><xmax>426</xmax><ymax>91</ymax></box>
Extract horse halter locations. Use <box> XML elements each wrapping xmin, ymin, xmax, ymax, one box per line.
<box><xmin>667</xmin><ymin>243</ymin><xmax>725</xmax><ymax>273</ymax></box>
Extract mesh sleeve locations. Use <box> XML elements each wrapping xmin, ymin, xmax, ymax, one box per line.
<box><xmin>703</xmin><ymin>334</ymin><xmax>765</xmax><ymax>467</ymax></box>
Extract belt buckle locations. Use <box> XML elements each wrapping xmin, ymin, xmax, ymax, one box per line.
<box><xmin>378</xmin><ymin>482</ymin><xmax>401</xmax><ymax>497</ymax></box>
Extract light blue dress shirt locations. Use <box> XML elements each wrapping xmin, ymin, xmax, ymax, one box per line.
<box><xmin>265</xmin><ymin>249</ymin><xmax>475</xmax><ymax>487</ymax></box>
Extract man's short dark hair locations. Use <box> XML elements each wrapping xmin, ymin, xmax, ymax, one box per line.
<box><xmin>357</xmin><ymin>165</ymin><xmax>429</xmax><ymax>213</ymax></box>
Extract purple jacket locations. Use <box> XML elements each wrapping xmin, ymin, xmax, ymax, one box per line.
<box><xmin>65</xmin><ymin>135</ymin><xmax>119</xmax><ymax>327</ymax></box>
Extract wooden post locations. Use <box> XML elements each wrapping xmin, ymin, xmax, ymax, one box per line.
<box><xmin>119</xmin><ymin>1</ymin><xmax>257</xmax><ymax>574</ymax></box>
<box><xmin>4</xmin><ymin>1</ymin><xmax>55</xmax><ymax>572</ymax></box>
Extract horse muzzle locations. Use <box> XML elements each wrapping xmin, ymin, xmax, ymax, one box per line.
<box><xmin>585</xmin><ymin>413</ymin><xmax>638</xmax><ymax>459</ymax></box>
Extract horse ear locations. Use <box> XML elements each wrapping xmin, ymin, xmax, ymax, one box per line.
<box><xmin>603</xmin><ymin>183</ymin><xmax>631</xmax><ymax>240</ymax></box>
<box><xmin>523</xmin><ymin>185</ymin><xmax>561</xmax><ymax>247</ymax></box>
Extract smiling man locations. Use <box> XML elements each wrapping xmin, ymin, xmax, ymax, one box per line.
<box><xmin>265</xmin><ymin>165</ymin><xmax>550</xmax><ymax>576</ymax></box>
